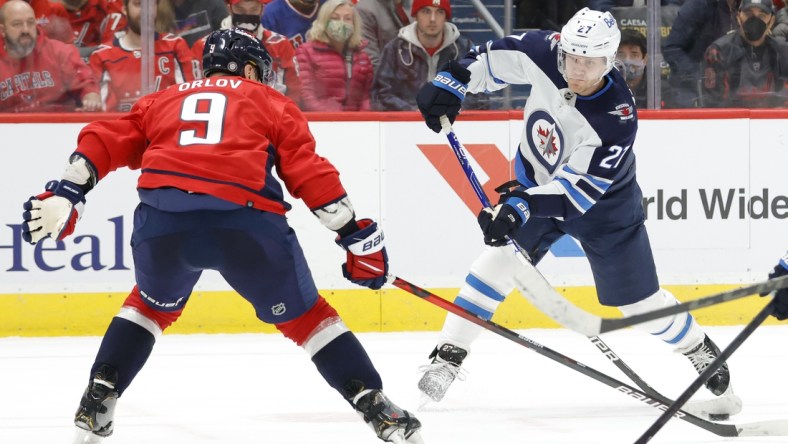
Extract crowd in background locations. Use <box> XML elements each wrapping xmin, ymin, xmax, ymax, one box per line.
<box><xmin>0</xmin><ymin>0</ymin><xmax>787</xmax><ymax>113</ymax></box>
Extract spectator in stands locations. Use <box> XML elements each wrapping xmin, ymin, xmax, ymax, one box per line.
<box><xmin>663</xmin><ymin>0</ymin><xmax>741</xmax><ymax>107</ymax></box>
<box><xmin>772</xmin><ymin>0</ymin><xmax>788</xmax><ymax>39</ymax></box>
<box><xmin>0</xmin><ymin>0</ymin><xmax>101</xmax><ymax>112</ymax></box>
<box><xmin>191</xmin><ymin>0</ymin><xmax>301</xmax><ymax>102</ymax></box>
<box><xmin>617</xmin><ymin>28</ymin><xmax>649</xmax><ymax>105</ymax></box>
<box><xmin>0</xmin><ymin>0</ymin><xmax>72</xmax><ymax>42</ymax></box>
<box><xmin>588</xmin><ymin>0</ymin><xmax>684</xmax><ymax>11</ymax></box>
<box><xmin>295</xmin><ymin>0</ymin><xmax>372</xmax><ymax>111</ymax></box>
<box><xmin>515</xmin><ymin>0</ymin><xmax>586</xmax><ymax>31</ymax></box>
<box><xmin>171</xmin><ymin>0</ymin><xmax>227</xmax><ymax>46</ymax></box>
<box><xmin>701</xmin><ymin>0</ymin><xmax>788</xmax><ymax>107</ymax></box>
<box><xmin>262</xmin><ymin>0</ymin><xmax>325</xmax><ymax>47</ymax></box>
<box><xmin>89</xmin><ymin>0</ymin><xmax>197</xmax><ymax>112</ymax></box>
<box><xmin>371</xmin><ymin>0</ymin><xmax>485</xmax><ymax>111</ymax></box>
<box><xmin>60</xmin><ymin>0</ymin><xmax>114</xmax><ymax>48</ymax></box>
<box><xmin>356</xmin><ymin>0</ymin><xmax>410</xmax><ymax>69</ymax></box>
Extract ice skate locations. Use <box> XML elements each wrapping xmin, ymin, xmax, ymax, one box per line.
<box><xmin>417</xmin><ymin>343</ymin><xmax>468</xmax><ymax>403</ymax></box>
<box><xmin>353</xmin><ymin>389</ymin><xmax>424</xmax><ymax>444</ymax></box>
<box><xmin>682</xmin><ymin>334</ymin><xmax>742</xmax><ymax>419</ymax></box>
<box><xmin>73</xmin><ymin>365</ymin><xmax>119</xmax><ymax>443</ymax></box>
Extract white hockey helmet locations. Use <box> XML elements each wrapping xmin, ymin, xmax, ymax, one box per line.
<box><xmin>558</xmin><ymin>7</ymin><xmax>621</xmax><ymax>80</ymax></box>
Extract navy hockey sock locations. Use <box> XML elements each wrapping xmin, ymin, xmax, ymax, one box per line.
<box><xmin>311</xmin><ymin>332</ymin><xmax>382</xmax><ymax>399</ymax></box>
<box><xmin>90</xmin><ymin>317</ymin><xmax>156</xmax><ymax>395</ymax></box>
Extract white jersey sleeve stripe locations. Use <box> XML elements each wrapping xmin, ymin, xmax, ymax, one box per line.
<box><xmin>554</xmin><ymin>176</ymin><xmax>594</xmax><ymax>213</ymax></box>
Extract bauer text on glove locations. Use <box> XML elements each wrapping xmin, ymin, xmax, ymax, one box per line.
<box><xmin>336</xmin><ymin>219</ymin><xmax>388</xmax><ymax>290</ymax></box>
<box><xmin>416</xmin><ymin>60</ymin><xmax>470</xmax><ymax>133</ymax></box>
<box><xmin>477</xmin><ymin>194</ymin><xmax>530</xmax><ymax>247</ymax></box>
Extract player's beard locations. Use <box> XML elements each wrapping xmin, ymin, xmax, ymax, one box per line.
<box><xmin>127</xmin><ymin>16</ymin><xmax>142</xmax><ymax>35</ymax></box>
<box><xmin>5</xmin><ymin>32</ymin><xmax>35</xmax><ymax>58</ymax></box>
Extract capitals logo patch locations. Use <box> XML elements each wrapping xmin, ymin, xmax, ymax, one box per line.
<box><xmin>608</xmin><ymin>103</ymin><xmax>634</xmax><ymax>121</ymax></box>
<box><xmin>525</xmin><ymin>110</ymin><xmax>564</xmax><ymax>174</ymax></box>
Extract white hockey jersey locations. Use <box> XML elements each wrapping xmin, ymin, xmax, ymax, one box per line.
<box><xmin>465</xmin><ymin>30</ymin><xmax>638</xmax><ymax>221</ymax></box>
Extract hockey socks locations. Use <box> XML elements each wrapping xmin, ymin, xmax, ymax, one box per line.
<box><xmin>90</xmin><ymin>317</ymin><xmax>156</xmax><ymax>395</ymax></box>
<box><xmin>312</xmin><ymin>331</ymin><xmax>383</xmax><ymax>399</ymax></box>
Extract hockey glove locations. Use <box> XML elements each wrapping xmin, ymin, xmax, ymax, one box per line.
<box><xmin>477</xmin><ymin>189</ymin><xmax>531</xmax><ymax>247</ymax></box>
<box><xmin>416</xmin><ymin>60</ymin><xmax>471</xmax><ymax>133</ymax></box>
<box><xmin>22</xmin><ymin>180</ymin><xmax>86</xmax><ymax>244</ymax></box>
<box><xmin>336</xmin><ymin>219</ymin><xmax>388</xmax><ymax>290</ymax></box>
<box><xmin>763</xmin><ymin>253</ymin><xmax>788</xmax><ymax>320</ymax></box>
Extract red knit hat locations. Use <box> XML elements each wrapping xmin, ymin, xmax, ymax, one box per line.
<box><xmin>411</xmin><ymin>0</ymin><xmax>451</xmax><ymax>19</ymax></box>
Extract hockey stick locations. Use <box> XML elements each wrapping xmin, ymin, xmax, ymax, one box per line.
<box><xmin>390</xmin><ymin>275</ymin><xmax>788</xmax><ymax>437</ymax></box>
<box><xmin>437</xmin><ymin>116</ymin><xmax>668</xmax><ymax>401</ymax></box>
<box><xmin>438</xmin><ymin>116</ymin><xmax>788</xmax><ymax>336</ymax></box>
<box><xmin>634</xmin><ymin>298</ymin><xmax>777</xmax><ymax>443</ymax></box>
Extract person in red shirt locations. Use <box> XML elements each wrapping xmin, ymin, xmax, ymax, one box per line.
<box><xmin>0</xmin><ymin>0</ymin><xmax>73</xmax><ymax>42</ymax></box>
<box><xmin>296</xmin><ymin>0</ymin><xmax>373</xmax><ymax>111</ymax></box>
<box><xmin>89</xmin><ymin>0</ymin><xmax>199</xmax><ymax>112</ymax></box>
<box><xmin>191</xmin><ymin>0</ymin><xmax>301</xmax><ymax>102</ymax></box>
<box><xmin>61</xmin><ymin>0</ymin><xmax>115</xmax><ymax>48</ymax></box>
<box><xmin>21</xmin><ymin>28</ymin><xmax>424</xmax><ymax>444</ymax></box>
<box><xmin>0</xmin><ymin>0</ymin><xmax>101</xmax><ymax>112</ymax></box>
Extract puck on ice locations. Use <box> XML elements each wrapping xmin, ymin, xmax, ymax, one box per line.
<box><xmin>709</xmin><ymin>413</ymin><xmax>729</xmax><ymax>421</ymax></box>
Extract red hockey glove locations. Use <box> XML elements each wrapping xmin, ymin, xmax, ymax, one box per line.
<box><xmin>336</xmin><ymin>219</ymin><xmax>388</xmax><ymax>290</ymax></box>
<box><xmin>22</xmin><ymin>180</ymin><xmax>86</xmax><ymax>244</ymax></box>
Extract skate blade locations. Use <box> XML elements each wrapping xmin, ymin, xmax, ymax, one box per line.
<box><xmin>72</xmin><ymin>428</ymin><xmax>104</xmax><ymax>444</ymax></box>
<box><xmin>386</xmin><ymin>429</ymin><xmax>426</xmax><ymax>444</ymax></box>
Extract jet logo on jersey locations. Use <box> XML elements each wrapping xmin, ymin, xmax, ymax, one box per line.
<box><xmin>608</xmin><ymin>103</ymin><xmax>634</xmax><ymax>121</ymax></box>
<box><xmin>526</xmin><ymin>110</ymin><xmax>564</xmax><ymax>174</ymax></box>
<box><xmin>271</xmin><ymin>302</ymin><xmax>287</xmax><ymax>316</ymax></box>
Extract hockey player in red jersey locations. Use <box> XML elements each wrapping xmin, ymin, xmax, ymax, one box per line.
<box><xmin>0</xmin><ymin>0</ymin><xmax>101</xmax><ymax>112</ymax></box>
<box><xmin>191</xmin><ymin>0</ymin><xmax>302</xmax><ymax>102</ymax></box>
<box><xmin>21</xmin><ymin>28</ymin><xmax>423</xmax><ymax>444</ymax></box>
<box><xmin>89</xmin><ymin>0</ymin><xmax>200</xmax><ymax>112</ymax></box>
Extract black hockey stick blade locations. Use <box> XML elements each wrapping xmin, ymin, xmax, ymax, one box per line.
<box><xmin>388</xmin><ymin>274</ymin><xmax>788</xmax><ymax>438</ymax></box>
<box><xmin>633</xmin><ymin>298</ymin><xmax>777</xmax><ymax>444</ymax></box>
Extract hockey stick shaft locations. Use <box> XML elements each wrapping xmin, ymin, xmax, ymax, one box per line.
<box><xmin>598</xmin><ymin>276</ymin><xmax>788</xmax><ymax>335</ymax></box>
<box><xmin>633</xmin><ymin>298</ymin><xmax>776</xmax><ymax>444</ymax></box>
<box><xmin>389</xmin><ymin>274</ymin><xmax>749</xmax><ymax>437</ymax></box>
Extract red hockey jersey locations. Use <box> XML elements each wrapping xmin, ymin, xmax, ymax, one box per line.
<box><xmin>75</xmin><ymin>76</ymin><xmax>345</xmax><ymax>213</ymax></box>
<box><xmin>192</xmin><ymin>25</ymin><xmax>301</xmax><ymax>102</ymax></box>
<box><xmin>0</xmin><ymin>31</ymin><xmax>99</xmax><ymax>112</ymax></box>
<box><xmin>65</xmin><ymin>0</ymin><xmax>113</xmax><ymax>47</ymax></box>
<box><xmin>89</xmin><ymin>34</ymin><xmax>200</xmax><ymax>112</ymax></box>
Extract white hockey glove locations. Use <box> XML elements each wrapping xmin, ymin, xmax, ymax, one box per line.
<box><xmin>22</xmin><ymin>180</ymin><xmax>86</xmax><ymax>244</ymax></box>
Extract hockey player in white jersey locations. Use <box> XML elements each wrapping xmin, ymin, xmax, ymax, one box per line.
<box><xmin>414</xmin><ymin>8</ymin><xmax>740</xmax><ymax>417</ymax></box>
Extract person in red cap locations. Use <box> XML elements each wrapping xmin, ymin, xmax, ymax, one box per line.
<box><xmin>372</xmin><ymin>0</ymin><xmax>487</xmax><ymax>112</ymax></box>
<box><xmin>191</xmin><ymin>0</ymin><xmax>302</xmax><ymax>102</ymax></box>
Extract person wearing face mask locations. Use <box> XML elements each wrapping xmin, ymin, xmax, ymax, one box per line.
<box><xmin>0</xmin><ymin>0</ymin><xmax>102</xmax><ymax>112</ymax></box>
<box><xmin>191</xmin><ymin>0</ymin><xmax>302</xmax><ymax>102</ymax></box>
<box><xmin>262</xmin><ymin>0</ymin><xmax>326</xmax><ymax>47</ymax></box>
<box><xmin>616</xmin><ymin>29</ymin><xmax>649</xmax><ymax>105</ymax></box>
<box><xmin>295</xmin><ymin>0</ymin><xmax>372</xmax><ymax>111</ymax></box>
<box><xmin>663</xmin><ymin>0</ymin><xmax>741</xmax><ymax>107</ymax></box>
<box><xmin>701</xmin><ymin>0</ymin><xmax>788</xmax><ymax>107</ymax></box>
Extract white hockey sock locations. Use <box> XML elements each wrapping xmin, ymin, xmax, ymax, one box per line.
<box><xmin>618</xmin><ymin>288</ymin><xmax>704</xmax><ymax>351</ymax></box>
<box><xmin>438</xmin><ymin>247</ymin><xmax>521</xmax><ymax>351</ymax></box>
